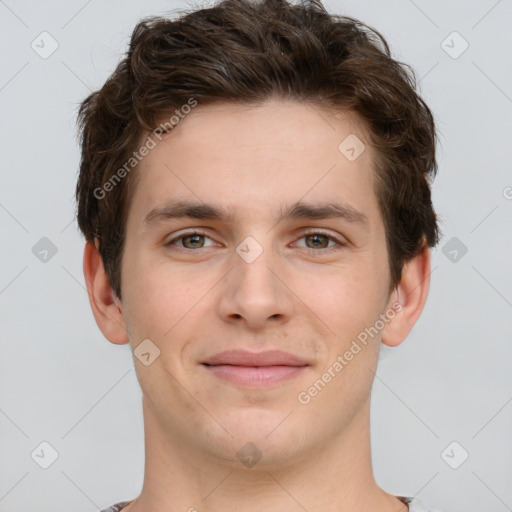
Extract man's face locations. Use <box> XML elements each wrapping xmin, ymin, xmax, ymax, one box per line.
<box><xmin>119</xmin><ymin>99</ymin><xmax>396</xmax><ymax>467</ymax></box>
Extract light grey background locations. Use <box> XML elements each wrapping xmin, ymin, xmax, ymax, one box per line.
<box><xmin>1</xmin><ymin>1</ymin><xmax>511</xmax><ymax>511</ymax></box>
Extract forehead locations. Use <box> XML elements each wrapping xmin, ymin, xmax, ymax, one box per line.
<box><xmin>127</xmin><ymin>99</ymin><xmax>380</xmax><ymax>228</ymax></box>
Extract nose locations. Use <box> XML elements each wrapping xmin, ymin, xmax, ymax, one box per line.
<box><xmin>215</xmin><ymin>237</ymin><xmax>295</xmax><ymax>331</ymax></box>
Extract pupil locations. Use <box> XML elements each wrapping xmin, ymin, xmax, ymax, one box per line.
<box><xmin>309</xmin><ymin>234</ymin><xmax>327</xmax><ymax>248</ymax></box>
<box><xmin>186</xmin><ymin>234</ymin><xmax>203</xmax><ymax>248</ymax></box>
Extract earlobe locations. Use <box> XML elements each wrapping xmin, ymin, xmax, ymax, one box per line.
<box><xmin>381</xmin><ymin>245</ymin><xmax>431</xmax><ymax>348</ymax></box>
<box><xmin>83</xmin><ymin>240</ymin><xmax>130</xmax><ymax>345</ymax></box>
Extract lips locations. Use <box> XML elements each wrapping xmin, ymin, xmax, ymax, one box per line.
<box><xmin>201</xmin><ymin>350</ymin><xmax>309</xmax><ymax>387</ymax></box>
<box><xmin>202</xmin><ymin>349</ymin><xmax>309</xmax><ymax>367</ymax></box>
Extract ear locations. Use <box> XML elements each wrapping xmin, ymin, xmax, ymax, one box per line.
<box><xmin>381</xmin><ymin>245</ymin><xmax>431</xmax><ymax>348</ymax></box>
<box><xmin>83</xmin><ymin>239</ymin><xmax>130</xmax><ymax>345</ymax></box>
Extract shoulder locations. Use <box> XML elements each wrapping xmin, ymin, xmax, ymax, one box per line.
<box><xmin>399</xmin><ymin>496</ymin><xmax>443</xmax><ymax>512</ymax></box>
<box><xmin>100</xmin><ymin>501</ymin><xmax>132</xmax><ymax>512</ymax></box>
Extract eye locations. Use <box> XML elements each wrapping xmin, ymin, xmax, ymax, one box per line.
<box><xmin>294</xmin><ymin>231</ymin><xmax>346</xmax><ymax>252</ymax></box>
<box><xmin>165</xmin><ymin>230</ymin><xmax>216</xmax><ymax>250</ymax></box>
<box><xmin>164</xmin><ymin>229</ymin><xmax>346</xmax><ymax>252</ymax></box>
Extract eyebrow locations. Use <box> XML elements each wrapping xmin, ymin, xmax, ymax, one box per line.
<box><xmin>143</xmin><ymin>199</ymin><xmax>369</xmax><ymax>228</ymax></box>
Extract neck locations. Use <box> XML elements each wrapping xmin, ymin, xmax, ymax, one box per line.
<box><xmin>124</xmin><ymin>396</ymin><xmax>406</xmax><ymax>512</ymax></box>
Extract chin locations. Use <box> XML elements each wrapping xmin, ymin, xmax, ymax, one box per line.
<box><xmin>202</xmin><ymin>410</ymin><xmax>309</xmax><ymax>467</ymax></box>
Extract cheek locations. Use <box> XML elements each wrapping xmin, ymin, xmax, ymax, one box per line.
<box><xmin>293</xmin><ymin>259</ymin><xmax>386</xmax><ymax>336</ymax></box>
<box><xmin>121</xmin><ymin>254</ymin><xmax>171</xmax><ymax>340</ymax></box>
<box><xmin>122</xmin><ymin>255</ymin><xmax>219</xmax><ymax>363</ymax></box>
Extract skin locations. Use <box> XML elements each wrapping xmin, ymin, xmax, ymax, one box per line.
<box><xmin>84</xmin><ymin>99</ymin><xmax>431</xmax><ymax>512</ymax></box>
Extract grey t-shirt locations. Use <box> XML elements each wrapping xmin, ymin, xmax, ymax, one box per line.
<box><xmin>100</xmin><ymin>496</ymin><xmax>438</xmax><ymax>511</ymax></box>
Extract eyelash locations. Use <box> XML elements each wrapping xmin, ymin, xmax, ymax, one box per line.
<box><xmin>164</xmin><ymin>229</ymin><xmax>346</xmax><ymax>253</ymax></box>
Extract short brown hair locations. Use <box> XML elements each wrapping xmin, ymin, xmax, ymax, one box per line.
<box><xmin>75</xmin><ymin>0</ymin><xmax>440</xmax><ymax>301</ymax></box>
